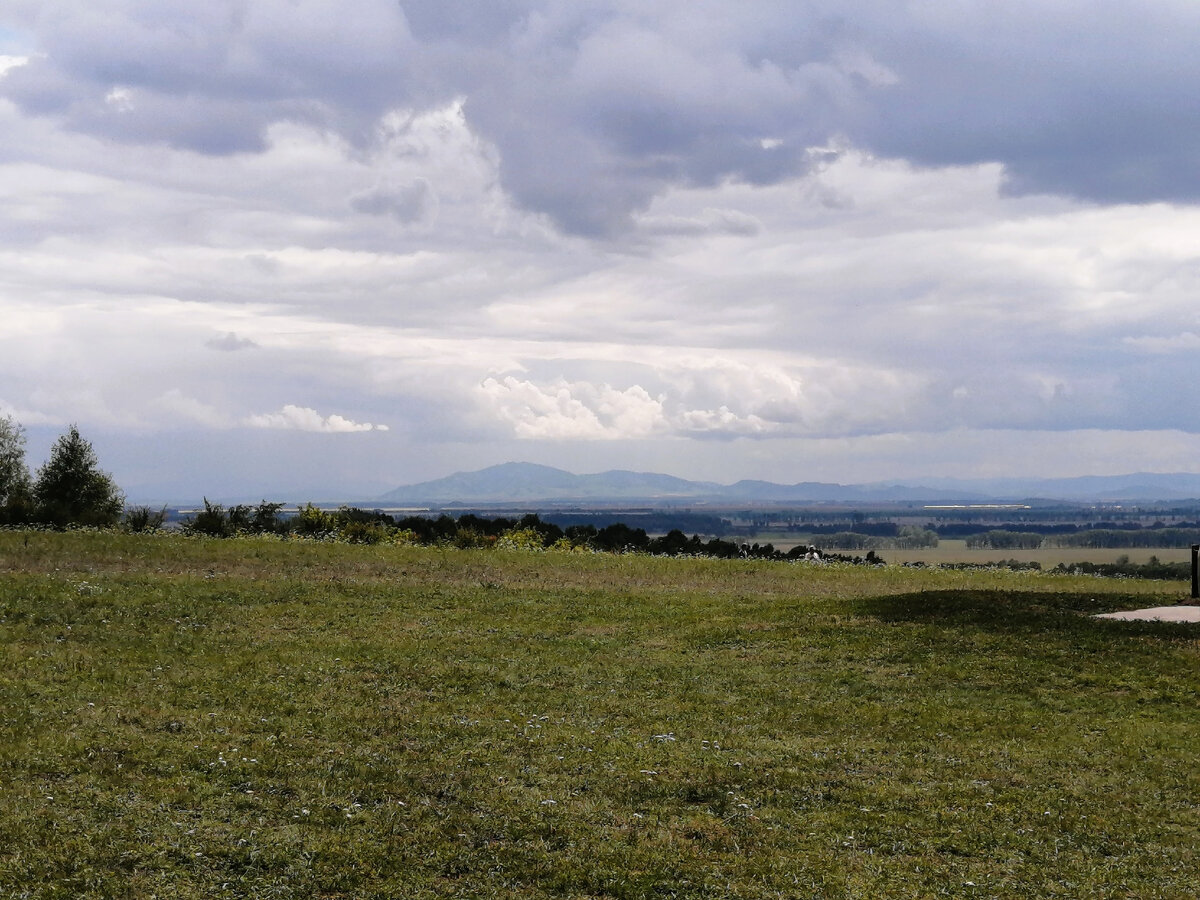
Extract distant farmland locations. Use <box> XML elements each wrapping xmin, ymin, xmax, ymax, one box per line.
<box><xmin>869</xmin><ymin>540</ymin><xmax>1193</xmax><ymax>567</ymax></box>
<box><xmin>744</xmin><ymin>534</ymin><xmax>1196</xmax><ymax>566</ymax></box>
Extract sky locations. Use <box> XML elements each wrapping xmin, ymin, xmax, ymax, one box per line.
<box><xmin>3</xmin><ymin>1</ymin><xmax>1200</xmax><ymax>503</ymax></box>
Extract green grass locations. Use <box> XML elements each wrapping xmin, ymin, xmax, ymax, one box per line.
<box><xmin>1</xmin><ymin>532</ymin><xmax>1197</xmax><ymax>898</ymax></box>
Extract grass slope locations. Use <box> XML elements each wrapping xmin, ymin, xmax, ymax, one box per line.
<box><xmin>1</xmin><ymin>532</ymin><xmax>1197</xmax><ymax>898</ymax></box>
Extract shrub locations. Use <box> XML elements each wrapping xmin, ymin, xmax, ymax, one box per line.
<box><xmin>390</xmin><ymin>528</ymin><xmax>420</xmax><ymax>546</ymax></box>
<box><xmin>496</xmin><ymin>526</ymin><xmax>547</xmax><ymax>551</ymax></box>
<box><xmin>337</xmin><ymin>520</ymin><xmax>389</xmax><ymax>544</ymax></box>
<box><xmin>184</xmin><ymin>499</ymin><xmax>232</xmax><ymax>537</ymax></box>
<box><xmin>227</xmin><ymin>500</ymin><xmax>286</xmax><ymax>535</ymax></box>
<box><xmin>454</xmin><ymin>526</ymin><xmax>492</xmax><ymax>549</ymax></box>
<box><xmin>123</xmin><ymin>505</ymin><xmax>167</xmax><ymax>533</ymax></box>
<box><xmin>293</xmin><ymin>503</ymin><xmax>336</xmax><ymax>537</ymax></box>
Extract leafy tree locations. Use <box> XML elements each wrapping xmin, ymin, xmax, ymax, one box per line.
<box><xmin>648</xmin><ymin>529</ymin><xmax>693</xmax><ymax>555</ymax></box>
<box><xmin>33</xmin><ymin>425</ymin><xmax>124</xmax><ymax>528</ymax></box>
<box><xmin>0</xmin><ymin>415</ymin><xmax>33</xmax><ymax>524</ymax></box>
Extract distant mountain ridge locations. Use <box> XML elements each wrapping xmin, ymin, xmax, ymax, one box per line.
<box><xmin>380</xmin><ymin>463</ymin><xmax>1200</xmax><ymax>505</ymax></box>
<box><xmin>381</xmin><ymin>462</ymin><xmax>718</xmax><ymax>503</ymax></box>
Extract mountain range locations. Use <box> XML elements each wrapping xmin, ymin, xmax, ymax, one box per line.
<box><xmin>380</xmin><ymin>462</ymin><xmax>1200</xmax><ymax>505</ymax></box>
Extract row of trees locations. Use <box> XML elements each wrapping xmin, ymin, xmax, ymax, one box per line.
<box><xmin>1045</xmin><ymin>528</ymin><xmax>1200</xmax><ymax>549</ymax></box>
<box><xmin>179</xmin><ymin>501</ymin><xmax>882</xmax><ymax>564</ymax></box>
<box><xmin>0</xmin><ymin>417</ymin><xmax>125</xmax><ymax>528</ymax></box>
<box><xmin>810</xmin><ymin>526</ymin><xmax>938</xmax><ymax>551</ymax></box>
<box><xmin>965</xmin><ymin>531</ymin><xmax>1047</xmax><ymax>550</ymax></box>
<box><xmin>966</xmin><ymin>528</ymin><xmax>1200</xmax><ymax>550</ymax></box>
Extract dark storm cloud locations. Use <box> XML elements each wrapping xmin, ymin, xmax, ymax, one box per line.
<box><xmin>855</xmin><ymin>2</ymin><xmax>1200</xmax><ymax>205</ymax></box>
<box><xmin>394</xmin><ymin>1</ymin><xmax>1200</xmax><ymax>231</ymax></box>
<box><xmin>1</xmin><ymin>0</ymin><xmax>416</xmax><ymax>153</ymax></box>
<box><xmin>6</xmin><ymin>2</ymin><xmax>1199</xmax><ymax>234</ymax></box>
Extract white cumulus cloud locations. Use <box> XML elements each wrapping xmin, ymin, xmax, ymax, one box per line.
<box><xmin>480</xmin><ymin>377</ymin><xmax>666</xmax><ymax>440</ymax></box>
<box><xmin>244</xmin><ymin>405</ymin><xmax>388</xmax><ymax>433</ymax></box>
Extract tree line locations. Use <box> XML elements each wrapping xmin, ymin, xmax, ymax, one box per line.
<box><xmin>967</xmin><ymin>528</ymin><xmax>1200</xmax><ymax>550</ymax></box>
<box><xmin>180</xmin><ymin>499</ymin><xmax>882</xmax><ymax>564</ymax></box>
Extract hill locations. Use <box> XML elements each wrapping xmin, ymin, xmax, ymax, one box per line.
<box><xmin>381</xmin><ymin>463</ymin><xmax>1200</xmax><ymax>505</ymax></box>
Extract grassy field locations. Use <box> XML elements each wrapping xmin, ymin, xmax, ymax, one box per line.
<box><xmin>1</xmin><ymin>532</ymin><xmax>1198</xmax><ymax>899</ymax></box>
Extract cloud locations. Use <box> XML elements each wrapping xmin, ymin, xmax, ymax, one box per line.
<box><xmin>350</xmin><ymin>177</ymin><xmax>436</xmax><ymax>223</ymax></box>
<box><xmin>0</xmin><ymin>398</ymin><xmax>58</xmax><ymax>427</ymax></box>
<box><xmin>205</xmin><ymin>331</ymin><xmax>258</xmax><ymax>352</ymax></box>
<box><xmin>410</xmin><ymin>3</ymin><xmax>1200</xmax><ymax>230</ymax></box>
<box><xmin>0</xmin><ymin>55</ymin><xmax>28</xmax><ymax>76</ymax></box>
<box><xmin>479</xmin><ymin>355</ymin><xmax>930</xmax><ymax>441</ymax></box>
<box><xmin>1122</xmin><ymin>332</ymin><xmax>1200</xmax><ymax>354</ymax></box>
<box><xmin>637</xmin><ymin>207</ymin><xmax>763</xmax><ymax>237</ymax></box>
<box><xmin>480</xmin><ymin>377</ymin><xmax>666</xmax><ymax>440</ymax></box>
<box><xmin>150</xmin><ymin>389</ymin><xmax>230</xmax><ymax>428</ymax></box>
<box><xmin>8</xmin><ymin>3</ymin><xmax>1198</xmax><ymax>236</ymax></box>
<box><xmin>0</xmin><ymin>1</ymin><xmax>416</xmax><ymax>154</ymax></box>
<box><xmin>244</xmin><ymin>405</ymin><xmax>388</xmax><ymax>433</ymax></box>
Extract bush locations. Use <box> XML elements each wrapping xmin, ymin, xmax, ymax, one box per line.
<box><xmin>454</xmin><ymin>526</ymin><xmax>493</xmax><ymax>549</ymax></box>
<box><xmin>123</xmin><ymin>505</ymin><xmax>167</xmax><ymax>533</ymax></box>
<box><xmin>496</xmin><ymin>526</ymin><xmax>547</xmax><ymax>551</ymax></box>
<box><xmin>337</xmin><ymin>521</ymin><xmax>389</xmax><ymax>544</ymax></box>
<box><xmin>229</xmin><ymin>501</ymin><xmax>287</xmax><ymax>535</ymax></box>
<box><xmin>293</xmin><ymin>503</ymin><xmax>336</xmax><ymax>537</ymax></box>
<box><xmin>184</xmin><ymin>499</ymin><xmax>232</xmax><ymax>537</ymax></box>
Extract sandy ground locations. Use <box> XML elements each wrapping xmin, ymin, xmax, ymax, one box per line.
<box><xmin>1094</xmin><ymin>605</ymin><xmax>1200</xmax><ymax>623</ymax></box>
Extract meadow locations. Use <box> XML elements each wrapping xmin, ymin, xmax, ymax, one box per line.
<box><xmin>1</xmin><ymin>531</ymin><xmax>1197</xmax><ymax>898</ymax></box>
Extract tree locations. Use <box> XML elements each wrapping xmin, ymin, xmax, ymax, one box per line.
<box><xmin>0</xmin><ymin>415</ymin><xmax>33</xmax><ymax>524</ymax></box>
<box><xmin>33</xmin><ymin>425</ymin><xmax>124</xmax><ymax>528</ymax></box>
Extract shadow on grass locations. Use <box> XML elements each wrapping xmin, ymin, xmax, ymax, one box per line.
<box><xmin>851</xmin><ymin>589</ymin><xmax>1200</xmax><ymax>637</ymax></box>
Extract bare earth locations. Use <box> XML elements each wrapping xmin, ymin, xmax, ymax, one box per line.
<box><xmin>1095</xmin><ymin>605</ymin><xmax>1200</xmax><ymax>623</ymax></box>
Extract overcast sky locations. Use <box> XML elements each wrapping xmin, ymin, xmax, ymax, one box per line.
<box><xmin>3</xmin><ymin>1</ymin><xmax>1200</xmax><ymax>502</ymax></box>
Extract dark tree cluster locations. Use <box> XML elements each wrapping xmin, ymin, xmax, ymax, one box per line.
<box><xmin>179</xmin><ymin>504</ymin><xmax>883</xmax><ymax>565</ymax></box>
<box><xmin>0</xmin><ymin>418</ymin><xmax>125</xmax><ymax>529</ymax></box>
<box><xmin>183</xmin><ymin>500</ymin><xmax>288</xmax><ymax>538</ymax></box>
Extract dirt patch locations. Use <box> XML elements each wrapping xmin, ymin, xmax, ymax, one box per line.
<box><xmin>1095</xmin><ymin>605</ymin><xmax>1200</xmax><ymax>623</ymax></box>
